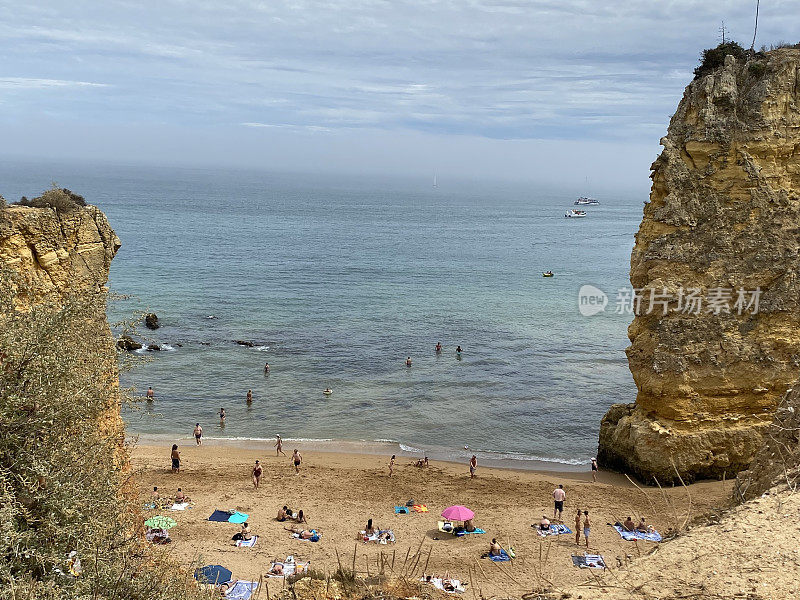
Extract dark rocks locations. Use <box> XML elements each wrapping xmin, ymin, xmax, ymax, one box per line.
<box><xmin>235</xmin><ymin>340</ymin><xmax>255</xmax><ymax>347</ymax></box>
<box><xmin>144</xmin><ymin>313</ymin><xmax>159</xmax><ymax>329</ymax></box>
<box><xmin>147</xmin><ymin>344</ymin><xmax>161</xmax><ymax>351</ymax></box>
<box><xmin>117</xmin><ymin>335</ymin><xmax>142</xmax><ymax>351</ymax></box>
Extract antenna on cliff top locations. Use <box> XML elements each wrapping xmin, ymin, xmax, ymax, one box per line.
<box><xmin>719</xmin><ymin>21</ymin><xmax>729</xmax><ymax>44</ymax></box>
<box><xmin>750</xmin><ymin>0</ymin><xmax>760</xmax><ymax>50</ymax></box>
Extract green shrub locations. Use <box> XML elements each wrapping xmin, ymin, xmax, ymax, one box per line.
<box><xmin>748</xmin><ymin>61</ymin><xmax>766</xmax><ymax>77</ymax></box>
<box><xmin>0</xmin><ymin>272</ymin><xmax>213</xmax><ymax>600</ymax></box>
<box><xmin>15</xmin><ymin>184</ymin><xmax>87</xmax><ymax>212</ymax></box>
<box><xmin>694</xmin><ymin>41</ymin><xmax>747</xmax><ymax>79</ymax></box>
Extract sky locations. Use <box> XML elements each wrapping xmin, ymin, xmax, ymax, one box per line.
<box><xmin>1</xmin><ymin>0</ymin><xmax>798</xmax><ymax>190</ymax></box>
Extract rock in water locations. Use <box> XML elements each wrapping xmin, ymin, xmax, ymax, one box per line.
<box><xmin>147</xmin><ymin>344</ymin><xmax>161</xmax><ymax>351</ymax></box>
<box><xmin>598</xmin><ymin>49</ymin><xmax>800</xmax><ymax>483</ymax></box>
<box><xmin>235</xmin><ymin>340</ymin><xmax>255</xmax><ymax>347</ymax></box>
<box><xmin>144</xmin><ymin>313</ymin><xmax>159</xmax><ymax>329</ymax></box>
<box><xmin>117</xmin><ymin>335</ymin><xmax>142</xmax><ymax>351</ymax></box>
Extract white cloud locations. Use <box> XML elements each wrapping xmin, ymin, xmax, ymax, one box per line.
<box><xmin>0</xmin><ymin>77</ymin><xmax>108</xmax><ymax>89</ymax></box>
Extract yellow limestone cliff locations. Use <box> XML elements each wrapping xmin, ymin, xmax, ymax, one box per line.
<box><xmin>598</xmin><ymin>49</ymin><xmax>800</xmax><ymax>482</ymax></box>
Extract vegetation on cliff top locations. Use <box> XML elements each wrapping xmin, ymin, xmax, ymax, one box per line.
<box><xmin>0</xmin><ymin>272</ymin><xmax>212</xmax><ymax>599</ymax></box>
<box><xmin>14</xmin><ymin>184</ymin><xmax>87</xmax><ymax>213</ymax></box>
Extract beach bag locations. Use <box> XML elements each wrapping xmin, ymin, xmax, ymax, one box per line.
<box><xmin>406</xmin><ymin>499</ymin><xmax>415</xmax><ymax>506</ymax></box>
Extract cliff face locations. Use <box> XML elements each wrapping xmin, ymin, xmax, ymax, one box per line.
<box><xmin>0</xmin><ymin>204</ymin><xmax>120</xmax><ymax>302</ymax></box>
<box><xmin>598</xmin><ymin>49</ymin><xmax>800</xmax><ymax>482</ymax></box>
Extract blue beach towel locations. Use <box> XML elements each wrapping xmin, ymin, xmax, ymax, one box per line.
<box><xmin>488</xmin><ymin>550</ymin><xmax>511</xmax><ymax>562</ymax></box>
<box><xmin>394</xmin><ymin>506</ymin><xmax>410</xmax><ymax>514</ymax></box>
<box><xmin>228</xmin><ymin>512</ymin><xmax>249</xmax><ymax>524</ymax></box>
<box><xmin>535</xmin><ymin>523</ymin><xmax>572</xmax><ymax>536</ymax></box>
<box><xmin>455</xmin><ymin>528</ymin><xmax>486</xmax><ymax>536</ymax></box>
<box><xmin>612</xmin><ymin>524</ymin><xmax>662</xmax><ymax>542</ymax></box>
<box><xmin>293</xmin><ymin>529</ymin><xmax>320</xmax><ymax>542</ymax></box>
<box><xmin>226</xmin><ymin>581</ymin><xmax>258</xmax><ymax>600</ymax></box>
<box><xmin>208</xmin><ymin>510</ymin><xmax>232</xmax><ymax>522</ymax></box>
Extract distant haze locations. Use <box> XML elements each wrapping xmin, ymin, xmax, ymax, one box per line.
<box><xmin>1</xmin><ymin>0</ymin><xmax>797</xmax><ymax>191</ymax></box>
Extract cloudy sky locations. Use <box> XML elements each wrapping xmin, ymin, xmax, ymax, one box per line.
<box><xmin>0</xmin><ymin>1</ymin><xmax>797</xmax><ymax>188</ymax></box>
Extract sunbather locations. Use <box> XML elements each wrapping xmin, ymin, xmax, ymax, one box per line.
<box><xmin>636</xmin><ymin>517</ymin><xmax>649</xmax><ymax>533</ymax></box>
<box><xmin>295</xmin><ymin>510</ymin><xmax>308</xmax><ymax>524</ymax></box>
<box><xmin>284</xmin><ymin>526</ymin><xmax>315</xmax><ymax>539</ymax></box>
<box><xmin>539</xmin><ymin>516</ymin><xmax>550</xmax><ymax>531</ymax></box>
<box><xmin>277</xmin><ymin>506</ymin><xmax>289</xmax><ymax>522</ymax></box>
<box><xmin>365</xmin><ymin>519</ymin><xmax>376</xmax><ymax>536</ymax></box>
<box><xmin>175</xmin><ymin>488</ymin><xmax>191</xmax><ymax>503</ymax></box>
<box><xmin>622</xmin><ymin>517</ymin><xmax>636</xmax><ymax>532</ymax></box>
<box><xmin>269</xmin><ymin>563</ymin><xmax>284</xmax><ymax>576</ymax></box>
<box><xmin>489</xmin><ymin>538</ymin><xmax>502</xmax><ymax>557</ymax></box>
<box><xmin>233</xmin><ymin>522</ymin><xmax>252</xmax><ymax>541</ymax></box>
<box><xmin>464</xmin><ymin>518</ymin><xmax>476</xmax><ymax>533</ymax></box>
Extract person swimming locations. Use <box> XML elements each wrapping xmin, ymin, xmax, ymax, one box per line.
<box><xmin>323</xmin><ymin>387</ymin><xmax>333</xmax><ymax>395</ymax></box>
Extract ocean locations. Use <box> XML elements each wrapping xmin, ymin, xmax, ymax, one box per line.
<box><xmin>0</xmin><ymin>160</ymin><xmax>642</xmax><ymax>470</ymax></box>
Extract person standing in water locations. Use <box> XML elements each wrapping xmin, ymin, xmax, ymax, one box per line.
<box><xmin>456</xmin><ymin>346</ymin><xmax>462</xmax><ymax>354</ymax></box>
<box><xmin>590</xmin><ymin>457</ymin><xmax>598</xmax><ymax>483</ymax></box>
<box><xmin>170</xmin><ymin>444</ymin><xmax>181</xmax><ymax>473</ymax></box>
<box><xmin>264</xmin><ymin>362</ymin><xmax>270</xmax><ymax>374</ymax></box>
<box><xmin>193</xmin><ymin>423</ymin><xmax>203</xmax><ymax>446</ymax></box>
<box><xmin>388</xmin><ymin>454</ymin><xmax>395</xmax><ymax>476</ymax></box>
<box><xmin>219</xmin><ymin>407</ymin><xmax>226</xmax><ymax>422</ymax></box>
<box><xmin>469</xmin><ymin>455</ymin><xmax>477</xmax><ymax>478</ymax></box>
<box><xmin>405</xmin><ymin>356</ymin><xmax>412</xmax><ymax>367</ymax></box>
<box><xmin>146</xmin><ymin>387</ymin><xmax>154</xmax><ymax>401</ymax></box>
<box><xmin>435</xmin><ymin>342</ymin><xmax>442</xmax><ymax>353</ymax></box>
<box><xmin>275</xmin><ymin>435</ymin><xmax>286</xmax><ymax>456</ymax></box>
<box><xmin>252</xmin><ymin>460</ymin><xmax>263</xmax><ymax>489</ymax></box>
<box><xmin>246</xmin><ymin>389</ymin><xmax>252</xmax><ymax>404</ymax></box>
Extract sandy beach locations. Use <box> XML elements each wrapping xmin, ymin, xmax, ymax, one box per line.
<box><xmin>133</xmin><ymin>440</ymin><xmax>732</xmax><ymax>597</ymax></box>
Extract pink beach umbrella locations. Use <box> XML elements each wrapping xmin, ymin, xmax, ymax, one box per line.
<box><xmin>441</xmin><ymin>505</ymin><xmax>475</xmax><ymax>521</ymax></box>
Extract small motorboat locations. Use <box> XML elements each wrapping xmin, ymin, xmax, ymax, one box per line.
<box><xmin>565</xmin><ymin>209</ymin><xmax>587</xmax><ymax>218</ymax></box>
<box><xmin>542</xmin><ymin>271</ymin><xmax>554</xmax><ymax>277</ymax></box>
<box><xmin>323</xmin><ymin>388</ymin><xmax>333</xmax><ymax>396</ymax></box>
<box><xmin>574</xmin><ymin>196</ymin><xmax>600</xmax><ymax>205</ymax></box>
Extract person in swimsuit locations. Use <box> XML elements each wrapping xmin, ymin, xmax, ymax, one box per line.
<box><xmin>489</xmin><ymin>538</ymin><xmax>502</xmax><ymax>556</ymax></box>
<box><xmin>275</xmin><ymin>435</ymin><xmax>286</xmax><ymax>456</ymax></box>
<box><xmin>292</xmin><ymin>449</ymin><xmax>302</xmax><ymax>473</ymax></box>
<box><xmin>435</xmin><ymin>342</ymin><xmax>442</xmax><ymax>353</ymax></box>
<box><xmin>175</xmin><ymin>487</ymin><xmax>190</xmax><ymax>503</ymax></box>
<box><xmin>193</xmin><ymin>423</ymin><xmax>203</xmax><ymax>445</ymax></box>
<box><xmin>622</xmin><ymin>516</ymin><xmax>636</xmax><ymax>532</ymax></box>
<box><xmin>233</xmin><ymin>522</ymin><xmax>252</xmax><ymax>541</ymax></box>
<box><xmin>284</xmin><ymin>526</ymin><xmax>315</xmax><ymax>539</ymax></box>
<box><xmin>170</xmin><ymin>444</ymin><xmax>180</xmax><ymax>473</ymax></box>
<box><xmin>583</xmin><ymin>511</ymin><xmax>591</xmax><ymax>548</ymax></box>
<box><xmin>252</xmin><ymin>460</ymin><xmax>263</xmax><ymax>489</ymax></box>
<box><xmin>268</xmin><ymin>563</ymin><xmax>284</xmax><ymax>575</ymax></box>
<box><xmin>456</xmin><ymin>346</ymin><xmax>462</xmax><ymax>353</ymax></box>
<box><xmin>388</xmin><ymin>454</ymin><xmax>395</xmax><ymax>476</ymax></box>
<box><xmin>469</xmin><ymin>455</ymin><xmax>477</xmax><ymax>478</ymax></box>
<box><xmin>591</xmin><ymin>457</ymin><xmax>598</xmax><ymax>482</ymax></box>
<box><xmin>246</xmin><ymin>389</ymin><xmax>252</xmax><ymax>404</ymax></box>
<box><xmin>636</xmin><ymin>517</ymin><xmax>649</xmax><ymax>533</ymax></box>
<box><xmin>146</xmin><ymin>387</ymin><xmax>154</xmax><ymax>401</ymax></box>
<box><xmin>152</xmin><ymin>486</ymin><xmax>160</xmax><ymax>503</ymax></box>
<box><xmin>553</xmin><ymin>484</ymin><xmax>566</xmax><ymax>521</ymax></box>
<box><xmin>264</xmin><ymin>362</ymin><xmax>270</xmax><ymax>374</ymax></box>
<box><xmin>295</xmin><ymin>510</ymin><xmax>307</xmax><ymax>524</ymax></box>
<box><xmin>405</xmin><ymin>356</ymin><xmax>412</xmax><ymax>367</ymax></box>
<box><xmin>219</xmin><ymin>407</ymin><xmax>226</xmax><ymax>422</ymax></box>
<box><xmin>277</xmin><ymin>505</ymin><xmax>289</xmax><ymax>521</ymax></box>
<box><xmin>539</xmin><ymin>516</ymin><xmax>550</xmax><ymax>532</ymax></box>
<box><xmin>364</xmin><ymin>518</ymin><xmax>376</xmax><ymax>537</ymax></box>
<box><xmin>575</xmin><ymin>509</ymin><xmax>582</xmax><ymax>545</ymax></box>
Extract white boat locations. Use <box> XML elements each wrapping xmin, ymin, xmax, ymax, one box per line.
<box><xmin>565</xmin><ymin>209</ymin><xmax>587</xmax><ymax>218</ymax></box>
<box><xmin>574</xmin><ymin>196</ymin><xmax>599</xmax><ymax>205</ymax></box>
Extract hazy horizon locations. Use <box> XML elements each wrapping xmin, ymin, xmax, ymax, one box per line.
<box><xmin>2</xmin><ymin>0</ymin><xmax>798</xmax><ymax>190</ymax></box>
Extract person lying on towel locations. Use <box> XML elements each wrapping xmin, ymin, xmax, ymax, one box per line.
<box><xmin>539</xmin><ymin>516</ymin><xmax>550</xmax><ymax>531</ymax></box>
<box><xmin>284</xmin><ymin>526</ymin><xmax>315</xmax><ymax>539</ymax></box>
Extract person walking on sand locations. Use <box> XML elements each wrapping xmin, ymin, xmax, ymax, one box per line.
<box><xmin>193</xmin><ymin>423</ymin><xmax>203</xmax><ymax>446</ymax></box>
<box><xmin>469</xmin><ymin>455</ymin><xmax>477</xmax><ymax>478</ymax></box>
<box><xmin>574</xmin><ymin>509</ymin><xmax>582</xmax><ymax>545</ymax></box>
<box><xmin>246</xmin><ymin>389</ymin><xmax>252</xmax><ymax>404</ymax></box>
<box><xmin>252</xmin><ymin>460</ymin><xmax>263</xmax><ymax>489</ymax></box>
<box><xmin>553</xmin><ymin>484</ymin><xmax>566</xmax><ymax>521</ymax></box>
<box><xmin>170</xmin><ymin>444</ymin><xmax>181</xmax><ymax>473</ymax></box>
<box><xmin>388</xmin><ymin>454</ymin><xmax>395</xmax><ymax>476</ymax></box>
<box><xmin>275</xmin><ymin>434</ymin><xmax>286</xmax><ymax>456</ymax></box>
<box><xmin>292</xmin><ymin>449</ymin><xmax>302</xmax><ymax>474</ymax></box>
<box><xmin>583</xmin><ymin>511</ymin><xmax>591</xmax><ymax>548</ymax></box>
<box><xmin>590</xmin><ymin>457</ymin><xmax>598</xmax><ymax>482</ymax></box>
<box><xmin>146</xmin><ymin>386</ymin><xmax>154</xmax><ymax>401</ymax></box>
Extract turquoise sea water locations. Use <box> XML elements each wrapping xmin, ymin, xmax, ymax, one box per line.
<box><xmin>1</xmin><ymin>160</ymin><xmax>641</xmax><ymax>469</ymax></box>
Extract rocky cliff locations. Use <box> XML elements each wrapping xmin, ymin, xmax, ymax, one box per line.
<box><xmin>0</xmin><ymin>204</ymin><xmax>120</xmax><ymax>303</ymax></box>
<box><xmin>598</xmin><ymin>48</ymin><xmax>800</xmax><ymax>483</ymax></box>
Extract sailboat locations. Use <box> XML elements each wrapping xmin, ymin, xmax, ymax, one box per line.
<box><xmin>433</xmin><ymin>174</ymin><xmax>438</xmax><ymax>188</ymax></box>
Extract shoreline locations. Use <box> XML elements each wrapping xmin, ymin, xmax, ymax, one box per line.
<box><xmin>129</xmin><ymin>430</ymin><xmax>589</xmax><ymax>475</ymax></box>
